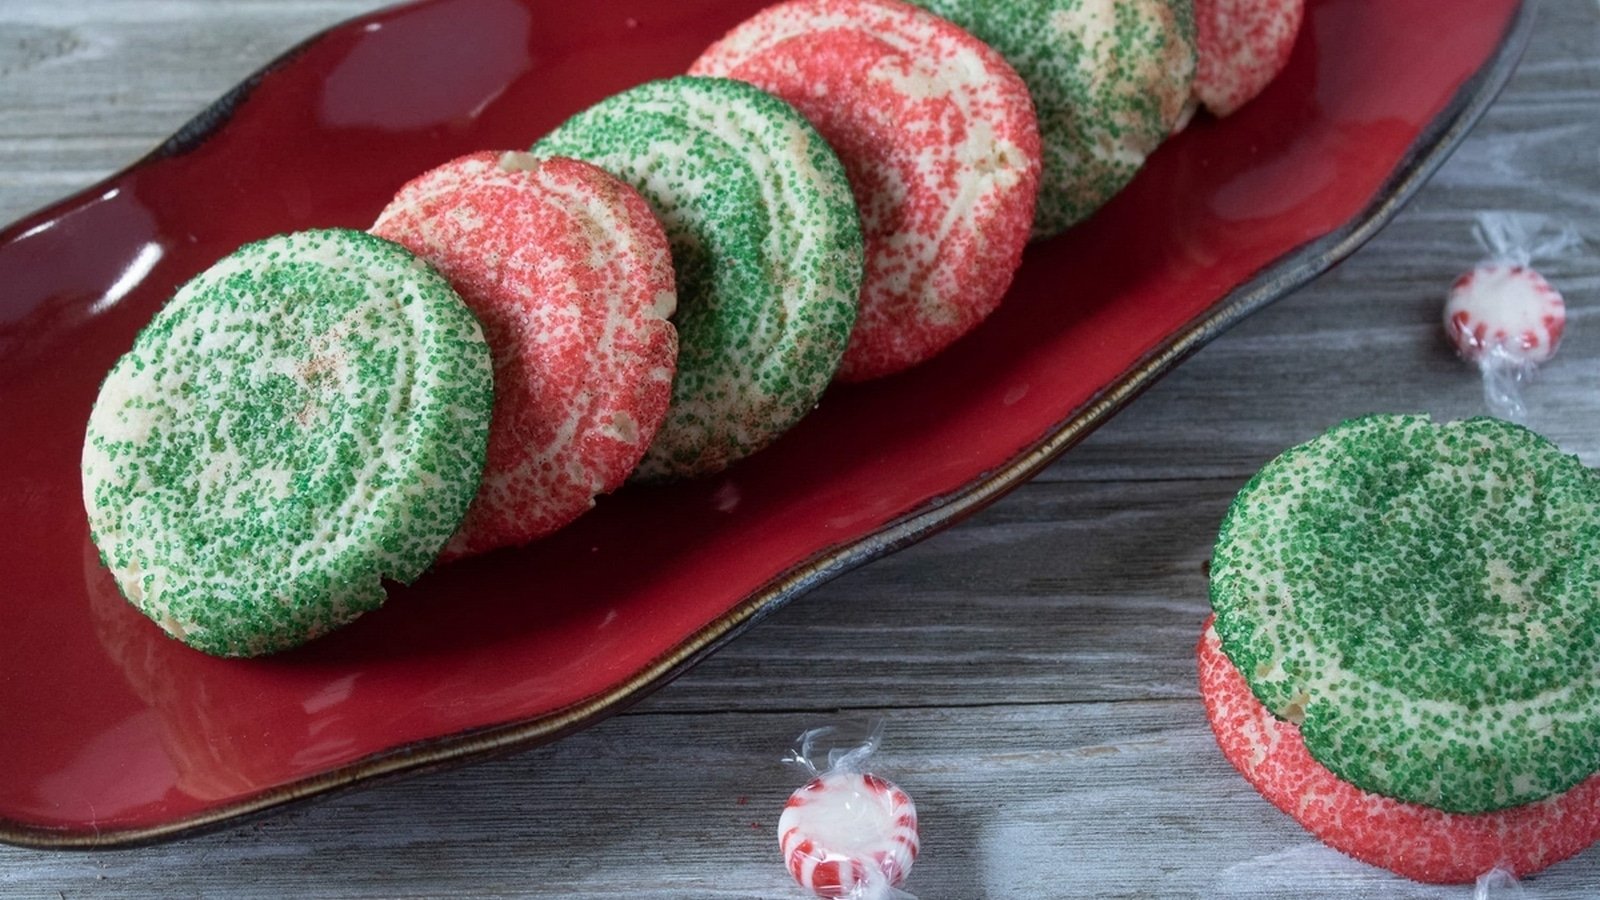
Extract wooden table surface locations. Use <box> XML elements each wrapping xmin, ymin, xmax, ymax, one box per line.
<box><xmin>2</xmin><ymin>1</ymin><xmax>1597</xmax><ymax>897</ymax></box>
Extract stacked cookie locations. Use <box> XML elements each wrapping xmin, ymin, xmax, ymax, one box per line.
<box><xmin>1202</xmin><ymin>415</ymin><xmax>1600</xmax><ymax>882</ymax></box>
<box><xmin>83</xmin><ymin>0</ymin><xmax>1301</xmax><ymax>657</ymax></box>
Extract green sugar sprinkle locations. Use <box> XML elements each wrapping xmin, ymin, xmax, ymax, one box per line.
<box><xmin>82</xmin><ymin>229</ymin><xmax>492</xmax><ymax>657</ymax></box>
<box><xmin>1211</xmin><ymin>414</ymin><xmax>1600</xmax><ymax>813</ymax></box>
<box><xmin>534</xmin><ymin>76</ymin><xmax>863</xmax><ymax>481</ymax></box>
<box><xmin>914</xmin><ymin>0</ymin><xmax>1195</xmax><ymax>237</ymax></box>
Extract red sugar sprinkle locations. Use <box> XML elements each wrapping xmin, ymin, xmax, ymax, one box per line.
<box><xmin>374</xmin><ymin>152</ymin><xmax>677</xmax><ymax>559</ymax></box>
<box><xmin>692</xmin><ymin>0</ymin><xmax>1040</xmax><ymax>382</ymax></box>
<box><xmin>1199</xmin><ymin>618</ymin><xmax>1600</xmax><ymax>884</ymax></box>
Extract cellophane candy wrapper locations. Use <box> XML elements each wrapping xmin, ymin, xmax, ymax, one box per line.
<box><xmin>1443</xmin><ymin>212</ymin><xmax>1582</xmax><ymax>422</ymax></box>
<box><xmin>778</xmin><ymin>721</ymin><xmax>919</xmax><ymax>900</ymax></box>
<box><xmin>1474</xmin><ymin>866</ymin><xmax>1527</xmax><ymax>900</ymax></box>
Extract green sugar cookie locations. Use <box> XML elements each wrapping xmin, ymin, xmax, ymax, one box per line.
<box><xmin>1210</xmin><ymin>415</ymin><xmax>1600</xmax><ymax>812</ymax></box>
<box><xmin>82</xmin><ymin>229</ymin><xmax>493</xmax><ymax>657</ymax></box>
<box><xmin>533</xmin><ymin>76</ymin><xmax>863</xmax><ymax>480</ymax></box>
<box><xmin>913</xmin><ymin>0</ymin><xmax>1196</xmax><ymax>237</ymax></box>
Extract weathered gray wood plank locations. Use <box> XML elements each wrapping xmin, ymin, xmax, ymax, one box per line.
<box><xmin>0</xmin><ymin>1</ymin><xmax>395</xmax><ymax>222</ymax></box>
<box><xmin>1</xmin><ymin>0</ymin><xmax>1598</xmax><ymax>897</ymax></box>
<box><xmin>645</xmin><ymin>476</ymin><xmax>1223</xmax><ymax>713</ymax></box>
<box><xmin>7</xmin><ymin>704</ymin><xmax>1599</xmax><ymax>898</ymax></box>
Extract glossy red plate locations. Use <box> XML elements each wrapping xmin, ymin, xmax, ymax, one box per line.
<box><xmin>0</xmin><ymin>0</ymin><xmax>1530</xmax><ymax>847</ymax></box>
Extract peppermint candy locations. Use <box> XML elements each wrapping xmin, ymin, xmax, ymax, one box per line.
<box><xmin>780</xmin><ymin>771</ymin><xmax>919</xmax><ymax>899</ymax></box>
<box><xmin>1444</xmin><ymin>262</ymin><xmax>1565</xmax><ymax>365</ymax></box>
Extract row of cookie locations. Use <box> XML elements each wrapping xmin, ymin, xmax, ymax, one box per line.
<box><xmin>71</xmin><ymin>3</ymin><xmax>983</xmax><ymax>654</ymax></box>
<box><xmin>82</xmin><ymin>0</ymin><xmax>1303</xmax><ymax>657</ymax></box>
<box><xmin>421</xmin><ymin>0</ymin><xmax>1305</xmax><ymax>495</ymax></box>
<box><xmin>528</xmin><ymin>0</ymin><xmax>1307</xmax><ymax>470</ymax></box>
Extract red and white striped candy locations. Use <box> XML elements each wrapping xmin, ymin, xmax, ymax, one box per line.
<box><xmin>779</xmin><ymin>771</ymin><xmax>919</xmax><ymax>898</ymax></box>
<box><xmin>1445</xmin><ymin>263</ymin><xmax>1566</xmax><ymax>365</ymax></box>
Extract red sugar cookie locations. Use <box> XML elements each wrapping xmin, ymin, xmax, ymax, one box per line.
<box><xmin>692</xmin><ymin>0</ymin><xmax>1040</xmax><ymax>382</ymax></box>
<box><xmin>1198</xmin><ymin>619</ymin><xmax>1600</xmax><ymax>884</ymax></box>
<box><xmin>1194</xmin><ymin>0</ymin><xmax>1303</xmax><ymax>117</ymax></box>
<box><xmin>373</xmin><ymin>152</ymin><xmax>677</xmax><ymax>559</ymax></box>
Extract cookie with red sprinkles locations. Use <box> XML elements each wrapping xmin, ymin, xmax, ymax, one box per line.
<box><xmin>691</xmin><ymin>0</ymin><xmax>1041</xmax><ymax>382</ymax></box>
<box><xmin>1193</xmin><ymin>0</ymin><xmax>1303</xmax><ymax>116</ymax></box>
<box><xmin>1210</xmin><ymin>415</ymin><xmax>1600</xmax><ymax>814</ymax></box>
<box><xmin>1200</xmin><ymin>619</ymin><xmax>1600</xmax><ymax>883</ymax></box>
<box><xmin>533</xmin><ymin>76</ymin><xmax>863</xmax><ymax>480</ymax></box>
<box><xmin>911</xmin><ymin>0</ymin><xmax>1195</xmax><ymax>236</ymax></box>
<box><xmin>373</xmin><ymin>152</ymin><xmax>678</xmax><ymax>559</ymax></box>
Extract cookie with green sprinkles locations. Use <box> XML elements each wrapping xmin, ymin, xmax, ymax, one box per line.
<box><xmin>911</xmin><ymin>0</ymin><xmax>1196</xmax><ymax>237</ymax></box>
<box><xmin>81</xmin><ymin>228</ymin><xmax>493</xmax><ymax>657</ymax></box>
<box><xmin>1210</xmin><ymin>414</ymin><xmax>1600</xmax><ymax>813</ymax></box>
<box><xmin>533</xmin><ymin>75</ymin><xmax>863</xmax><ymax>481</ymax></box>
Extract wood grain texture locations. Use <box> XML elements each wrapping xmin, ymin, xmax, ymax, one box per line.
<box><xmin>2</xmin><ymin>0</ymin><xmax>1598</xmax><ymax>897</ymax></box>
